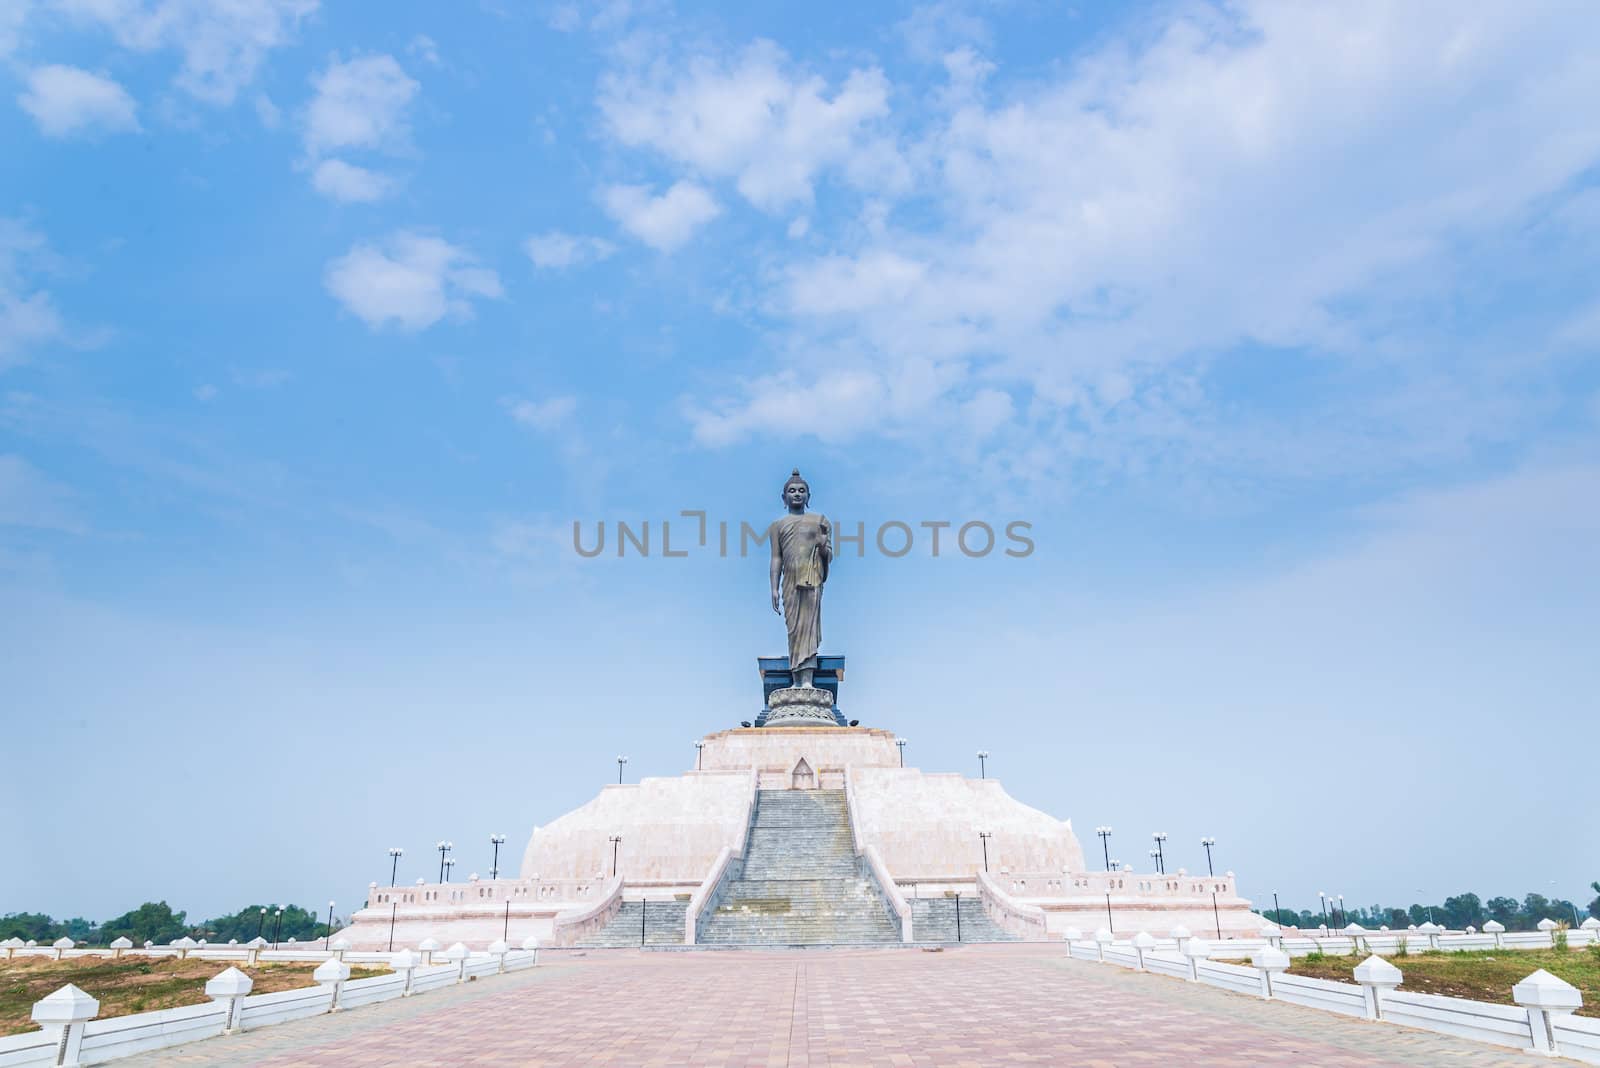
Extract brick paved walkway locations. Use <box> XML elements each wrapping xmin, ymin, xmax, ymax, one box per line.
<box><xmin>124</xmin><ymin>944</ymin><xmax>1553</xmax><ymax>1066</ymax></box>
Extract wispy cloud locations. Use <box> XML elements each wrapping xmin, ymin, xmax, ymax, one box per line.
<box><xmin>323</xmin><ymin>231</ymin><xmax>502</xmax><ymax>332</ymax></box>
<box><xmin>601</xmin><ymin>181</ymin><xmax>720</xmax><ymax>251</ymax></box>
<box><xmin>18</xmin><ymin>65</ymin><xmax>139</xmax><ymax>138</ymax></box>
<box><xmin>301</xmin><ymin>53</ymin><xmax>419</xmax><ymax>202</ymax></box>
<box><xmin>524</xmin><ymin>231</ymin><xmax>616</xmax><ymax>269</ymax></box>
<box><xmin>504</xmin><ymin>394</ymin><xmax>578</xmax><ymax>430</ymax></box>
<box><xmin>0</xmin><ymin>219</ymin><xmax>65</xmax><ymax>370</ymax></box>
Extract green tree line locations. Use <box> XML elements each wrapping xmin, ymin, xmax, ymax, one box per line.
<box><xmin>0</xmin><ymin>901</ymin><xmax>342</xmax><ymax>946</ymax></box>
<box><xmin>1260</xmin><ymin>884</ymin><xmax>1600</xmax><ymax>931</ymax></box>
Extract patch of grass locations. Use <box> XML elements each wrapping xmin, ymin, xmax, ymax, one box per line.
<box><xmin>0</xmin><ymin>957</ymin><xmax>383</xmax><ymax>1037</ymax></box>
<box><xmin>1287</xmin><ymin>948</ymin><xmax>1600</xmax><ymax>1018</ymax></box>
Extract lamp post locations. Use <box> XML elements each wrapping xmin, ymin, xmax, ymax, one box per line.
<box><xmin>978</xmin><ymin>831</ymin><xmax>993</xmax><ymax>872</ymax></box>
<box><xmin>977</xmin><ymin>750</ymin><xmax>989</xmax><ymax>779</ymax></box>
<box><xmin>609</xmin><ymin>835</ymin><xmax>622</xmax><ymax>877</ymax></box>
<box><xmin>436</xmin><ymin>840</ymin><xmax>453</xmax><ymax>883</ymax></box>
<box><xmin>489</xmin><ymin>835</ymin><xmax>506</xmax><ymax>880</ymax></box>
<box><xmin>442</xmin><ymin>857</ymin><xmax>456</xmax><ymax>883</ymax></box>
<box><xmin>256</xmin><ymin>907</ymin><xmax>267</xmax><ymax>941</ymax></box>
<box><xmin>1272</xmin><ymin>890</ymin><xmax>1282</xmax><ymax>927</ymax></box>
<box><xmin>1318</xmin><ymin>891</ymin><xmax>1329</xmax><ymax>929</ymax></box>
<box><xmin>1149</xmin><ymin>848</ymin><xmax>1161</xmax><ymax>872</ymax></box>
<box><xmin>896</xmin><ymin>738</ymin><xmax>907</xmax><ymax>767</ymax></box>
<box><xmin>272</xmin><ymin>908</ymin><xmax>283</xmax><ymax>949</ymax></box>
<box><xmin>324</xmin><ymin>901</ymin><xmax>335</xmax><ymax>950</ymax></box>
<box><xmin>616</xmin><ymin>755</ymin><xmax>629</xmax><ymax>784</ymax></box>
<box><xmin>1200</xmin><ymin>837</ymin><xmax>1215</xmax><ymax>877</ymax></box>
<box><xmin>1337</xmin><ymin>894</ymin><xmax>1346</xmax><ymax>927</ymax></box>
<box><xmin>1096</xmin><ymin>827</ymin><xmax>1113</xmax><ymax>871</ymax></box>
<box><xmin>694</xmin><ymin>740</ymin><xmax>705</xmax><ymax>770</ymax></box>
<box><xmin>1107</xmin><ymin>860</ymin><xmax>1121</xmax><ymax>934</ymax></box>
<box><xmin>388</xmin><ymin>901</ymin><xmax>397</xmax><ymax>952</ymax></box>
<box><xmin>1151</xmin><ymin>832</ymin><xmax>1167</xmax><ymax>875</ymax></box>
<box><xmin>388</xmin><ymin>847</ymin><xmax>404</xmax><ymax>887</ymax></box>
<box><xmin>1414</xmin><ymin>888</ymin><xmax>1434</xmax><ymax>925</ymax></box>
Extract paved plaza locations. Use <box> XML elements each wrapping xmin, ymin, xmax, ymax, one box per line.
<box><xmin>118</xmin><ymin>943</ymin><xmax>1551</xmax><ymax>1067</ymax></box>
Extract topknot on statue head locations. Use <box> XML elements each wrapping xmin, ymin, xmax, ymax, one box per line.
<box><xmin>782</xmin><ymin>468</ymin><xmax>810</xmax><ymax>507</ymax></box>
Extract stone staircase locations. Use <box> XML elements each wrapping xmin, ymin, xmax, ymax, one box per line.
<box><xmin>697</xmin><ymin>789</ymin><xmax>902</xmax><ymax>945</ymax></box>
<box><xmin>910</xmin><ymin>897</ymin><xmax>1017</xmax><ymax>942</ymax></box>
<box><xmin>574</xmin><ymin>900</ymin><xmax>689</xmax><ymax>948</ymax></box>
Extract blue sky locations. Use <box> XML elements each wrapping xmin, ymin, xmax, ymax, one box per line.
<box><xmin>2</xmin><ymin>0</ymin><xmax>1597</xmax><ymax>924</ymax></box>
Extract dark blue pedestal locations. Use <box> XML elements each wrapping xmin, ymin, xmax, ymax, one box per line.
<box><xmin>754</xmin><ymin>655</ymin><xmax>847</xmax><ymax>726</ymax></box>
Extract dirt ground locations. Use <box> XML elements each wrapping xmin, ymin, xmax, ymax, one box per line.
<box><xmin>1287</xmin><ymin>946</ymin><xmax>1600</xmax><ymax>1017</ymax></box>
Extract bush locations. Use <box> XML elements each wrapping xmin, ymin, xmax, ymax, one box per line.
<box><xmin>1553</xmin><ymin>922</ymin><xmax>1569</xmax><ymax>952</ymax></box>
<box><xmin>1395</xmin><ymin>936</ymin><xmax>1409</xmax><ymax>957</ymax></box>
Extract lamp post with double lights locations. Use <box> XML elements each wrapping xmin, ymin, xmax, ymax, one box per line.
<box><xmin>1200</xmin><ymin>837</ymin><xmax>1216</xmax><ymax>876</ymax></box>
<box><xmin>694</xmin><ymin>740</ymin><xmax>705</xmax><ymax>770</ymax></box>
<box><xmin>1151</xmin><ymin>832</ymin><xmax>1168</xmax><ymax>875</ymax></box>
<box><xmin>436</xmin><ymin>841</ymin><xmax>453</xmax><ymax>883</ymax></box>
<box><xmin>609</xmin><ymin>835</ymin><xmax>623</xmax><ymax>877</ymax></box>
<box><xmin>977</xmin><ymin>750</ymin><xmax>989</xmax><ymax>779</ymax></box>
<box><xmin>978</xmin><ymin>831</ymin><xmax>993</xmax><ymax>872</ymax></box>
<box><xmin>896</xmin><ymin>738</ymin><xmax>907</xmax><ymax>767</ymax></box>
<box><xmin>388</xmin><ymin>847</ymin><xmax>404</xmax><ymax>886</ymax></box>
<box><xmin>442</xmin><ymin>857</ymin><xmax>456</xmax><ymax>883</ymax></box>
<box><xmin>1106</xmin><ymin>859</ymin><xmax>1121</xmax><ymax>933</ymax></box>
<box><xmin>616</xmin><ymin>755</ymin><xmax>629</xmax><ymax>784</ymax></box>
<box><xmin>489</xmin><ymin>835</ymin><xmax>507</xmax><ymax>879</ymax></box>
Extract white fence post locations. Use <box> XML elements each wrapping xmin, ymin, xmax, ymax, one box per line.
<box><xmin>1581</xmin><ymin>917</ymin><xmax>1600</xmax><ymax>945</ymax></box>
<box><xmin>444</xmin><ymin>942</ymin><xmax>470</xmax><ymax>983</ymax></box>
<box><xmin>488</xmin><ymin>940</ymin><xmax>509</xmax><ymax>974</ymax></box>
<box><xmin>418</xmin><ymin>937</ymin><xmax>439</xmax><ymax>966</ymax></box>
<box><xmin>520</xmin><ymin>936</ymin><xmax>540</xmax><ymax>965</ymax></box>
<box><xmin>31</xmin><ymin>984</ymin><xmax>99</xmax><ymax>1067</ymax></box>
<box><xmin>109</xmin><ymin>936</ymin><xmax>132</xmax><ymax>959</ymax></box>
<box><xmin>245</xmin><ymin>936</ymin><xmax>266</xmax><ymax>966</ymax></box>
<box><xmin>1252</xmin><ymin>946</ymin><xmax>1289</xmax><ymax>999</ymax></box>
<box><xmin>330</xmin><ymin>937</ymin><xmax>350</xmax><ymax>962</ymax></box>
<box><xmin>1093</xmin><ymin>927</ymin><xmax>1113</xmax><ymax>963</ymax></box>
<box><xmin>1130</xmin><ymin>932</ymin><xmax>1155</xmax><ymax>971</ymax></box>
<box><xmin>1354</xmin><ymin>955</ymin><xmax>1402</xmax><ymax>1021</ymax></box>
<box><xmin>51</xmin><ymin>937</ymin><xmax>74</xmax><ymax>960</ymax></box>
<box><xmin>1483</xmin><ymin>919</ymin><xmax>1505</xmax><ymax>948</ymax></box>
<box><xmin>390</xmin><ymin>948</ymin><xmax>419</xmax><ymax>995</ymax></box>
<box><xmin>313</xmin><ymin>957</ymin><xmax>351</xmax><ymax>1011</ymax></box>
<box><xmin>1535</xmin><ymin>918</ymin><xmax>1558</xmax><ymax>948</ymax></box>
<box><xmin>1512</xmin><ymin>968</ymin><xmax>1581</xmax><ymax>1056</ymax></box>
<box><xmin>1170</xmin><ymin>924</ymin><xmax>1192</xmax><ymax>957</ymax></box>
<box><xmin>205</xmin><ymin>967</ymin><xmax>253</xmax><ymax>1033</ymax></box>
<box><xmin>1182</xmin><ymin>936</ymin><xmax>1211</xmax><ymax>981</ymax></box>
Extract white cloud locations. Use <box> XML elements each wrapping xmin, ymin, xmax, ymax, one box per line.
<box><xmin>18</xmin><ymin>65</ymin><xmax>139</xmax><ymax>138</ymax></box>
<box><xmin>678</xmin><ymin>2</ymin><xmax>1600</xmax><ymax>468</ymax></box>
<box><xmin>600</xmin><ymin>39</ymin><xmax>902</xmax><ymax>211</ymax></box>
<box><xmin>311</xmin><ymin>159</ymin><xmax>392</xmax><ymax>203</ymax></box>
<box><xmin>601</xmin><ymin>181</ymin><xmax>720</xmax><ymax>252</ymax></box>
<box><xmin>303</xmin><ymin>53</ymin><xmax>417</xmax><ymax>158</ymax></box>
<box><xmin>55</xmin><ymin>0</ymin><xmax>318</xmax><ymax>105</ymax></box>
<box><xmin>0</xmin><ymin>454</ymin><xmax>83</xmax><ymax>532</ymax></box>
<box><xmin>300</xmin><ymin>53</ymin><xmax>418</xmax><ymax>201</ymax></box>
<box><xmin>253</xmin><ymin>91</ymin><xmax>280</xmax><ymax>127</ymax></box>
<box><xmin>524</xmin><ymin>231</ymin><xmax>616</xmax><ymax>269</ymax></box>
<box><xmin>0</xmin><ymin>219</ymin><xmax>65</xmax><ymax>369</ymax></box>
<box><xmin>505</xmin><ymin>394</ymin><xmax>577</xmax><ymax>430</ymax></box>
<box><xmin>323</xmin><ymin>231</ymin><xmax>502</xmax><ymax>332</ymax></box>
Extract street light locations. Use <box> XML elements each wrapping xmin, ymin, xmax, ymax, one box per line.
<box><xmin>609</xmin><ymin>835</ymin><xmax>623</xmax><ymax>877</ymax></box>
<box><xmin>1414</xmin><ymin>888</ymin><xmax>1434</xmax><ymax>926</ymax></box>
<box><xmin>1152</xmin><ymin>832</ymin><xmax>1168</xmax><ymax>875</ymax></box>
<box><xmin>895</xmin><ymin>738</ymin><xmax>907</xmax><ymax>767</ymax></box>
<box><xmin>978</xmin><ymin>831</ymin><xmax>993</xmax><ymax>872</ymax></box>
<box><xmin>324</xmin><ymin>901</ymin><xmax>335</xmax><ymax>950</ymax></box>
<box><xmin>256</xmin><ymin>907</ymin><xmax>267</xmax><ymax>941</ymax></box>
<box><xmin>436</xmin><ymin>840</ymin><xmax>453</xmax><ymax>883</ymax></box>
<box><xmin>1200</xmin><ymin>837</ymin><xmax>1216</xmax><ymax>877</ymax></box>
<box><xmin>1318</xmin><ymin>891</ymin><xmax>1329</xmax><ymax>929</ymax></box>
<box><xmin>1096</xmin><ymin>827</ymin><xmax>1113</xmax><ymax>871</ymax></box>
<box><xmin>1337</xmin><ymin>894</ymin><xmax>1346</xmax><ymax>927</ymax></box>
<box><xmin>977</xmin><ymin>750</ymin><xmax>989</xmax><ymax>779</ymax></box>
<box><xmin>388</xmin><ymin>847</ymin><xmax>404</xmax><ymax>887</ymax></box>
<box><xmin>489</xmin><ymin>835</ymin><xmax>507</xmax><ymax>880</ymax></box>
<box><xmin>1272</xmin><ymin>890</ymin><xmax>1282</xmax><ymax>927</ymax></box>
<box><xmin>272</xmin><ymin>908</ymin><xmax>283</xmax><ymax>949</ymax></box>
<box><xmin>442</xmin><ymin>857</ymin><xmax>456</xmax><ymax>882</ymax></box>
<box><xmin>616</xmin><ymin>754</ymin><xmax>629</xmax><ymax>784</ymax></box>
<box><xmin>694</xmin><ymin>740</ymin><xmax>705</xmax><ymax>770</ymax></box>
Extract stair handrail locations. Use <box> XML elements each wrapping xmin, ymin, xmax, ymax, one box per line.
<box><xmin>976</xmin><ymin>868</ymin><xmax>1049</xmax><ymax>941</ymax></box>
<box><xmin>549</xmin><ymin>874</ymin><xmax>625</xmax><ymax>946</ymax></box>
<box><xmin>685</xmin><ymin>766</ymin><xmax>760</xmax><ymax>945</ymax></box>
<box><xmin>845</xmin><ymin>765</ymin><xmax>914</xmax><ymax>943</ymax></box>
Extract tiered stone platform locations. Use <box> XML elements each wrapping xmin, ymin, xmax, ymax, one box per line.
<box><xmin>338</xmin><ymin>724</ymin><xmax>1262</xmax><ymax>950</ymax></box>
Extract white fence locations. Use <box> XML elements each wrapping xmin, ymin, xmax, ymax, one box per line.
<box><xmin>0</xmin><ymin>946</ymin><xmax>538</xmax><ymax>1066</ymax></box>
<box><xmin>1066</xmin><ymin>931</ymin><xmax>1599</xmax><ymax>1064</ymax></box>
